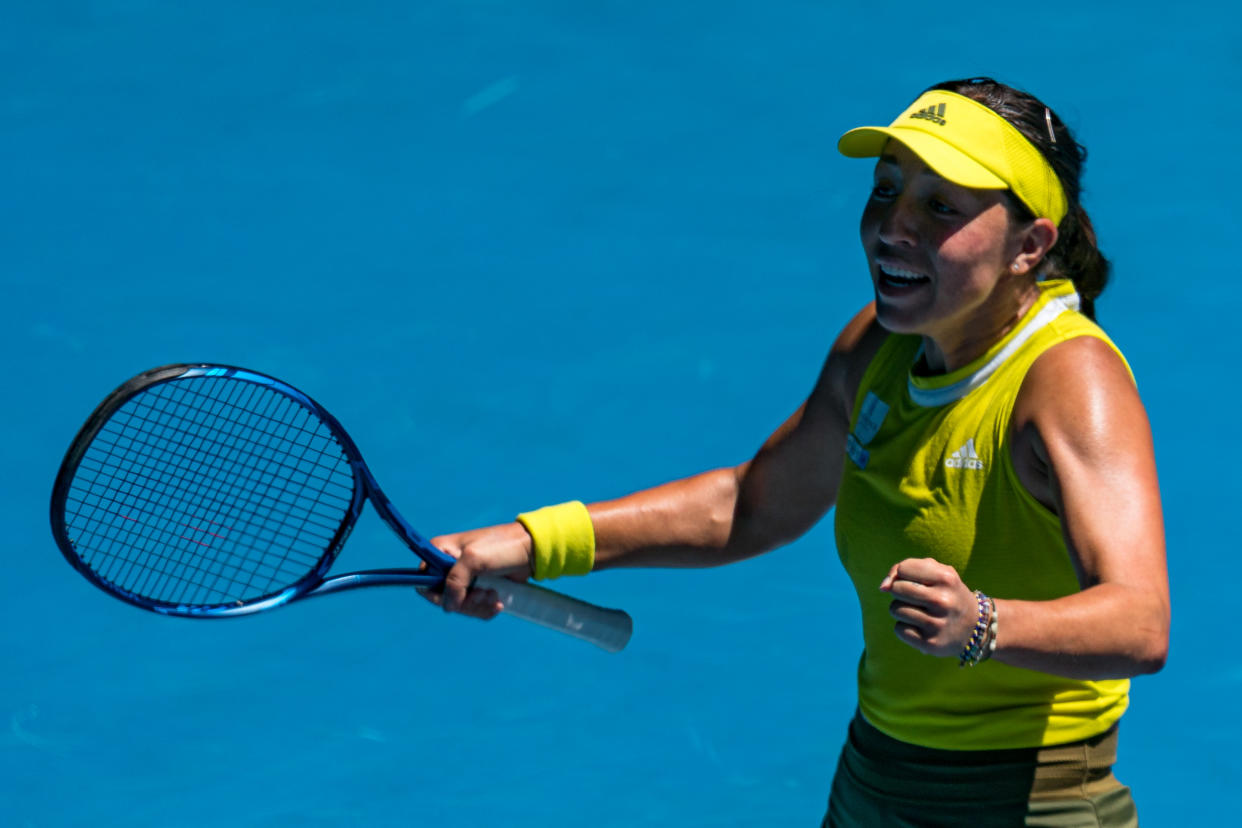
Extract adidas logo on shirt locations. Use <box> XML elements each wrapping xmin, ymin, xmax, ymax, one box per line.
<box><xmin>945</xmin><ymin>438</ymin><xmax>983</xmax><ymax>470</ymax></box>
<box><xmin>910</xmin><ymin>102</ymin><xmax>947</xmax><ymax>126</ymax></box>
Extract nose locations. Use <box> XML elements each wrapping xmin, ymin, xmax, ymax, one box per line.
<box><xmin>876</xmin><ymin>196</ymin><xmax>919</xmax><ymax>248</ymax></box>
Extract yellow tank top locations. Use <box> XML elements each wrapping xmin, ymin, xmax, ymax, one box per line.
<box><xmin>834</xmin><ymin>279</ymin><xmax>1130</xmax><ymax>750</ymax></box>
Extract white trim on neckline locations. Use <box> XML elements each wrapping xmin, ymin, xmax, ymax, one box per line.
<box><xmin>907</xmin><ymin>290</ymin><xmax>1080</xmax><ymax>408</ymax></box>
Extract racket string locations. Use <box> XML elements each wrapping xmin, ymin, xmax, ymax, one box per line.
<box><xmin>71</xmin><ymin>396</ymin><xmax>283</xmax><ymax>603</ymax></box>
<box><xmin>75</xmin><ymin>382</ymin><xmax>330</xmax><ymax>602</ymax></box>
<box><xmin>81</xmin><ymin>384</ymin><xmax>280</xmax><ymax>601</ymax></box>
<box><xmin>155</xmin><ymin>379</ymin><xmax>352</xmax><ymax>601</ymax></box>
<box><xmin>133</xmin><ymin>381</ymin><xmax>331</xmax><ymax>603</ymax></box>
<box><xmin>74</xmin><ymin>385</ymin><xmax>344</xmax><ymax>603</ymax></box>
<box><xmin>63</xmin><ymin>375</ymin><xmax>357</xmax><ymax>607</ymax></box>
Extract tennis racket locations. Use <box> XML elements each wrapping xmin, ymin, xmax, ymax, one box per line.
<box><xmin>50</xmin><ymin>364</ymin><xmax>632</xmax><ymax>652</ymax></box>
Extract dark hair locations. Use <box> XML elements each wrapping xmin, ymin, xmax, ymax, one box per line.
<box><xmin>928</xmin><ymin>78</ymin><xmax>1110</xmax><ymax>320</ymax></box>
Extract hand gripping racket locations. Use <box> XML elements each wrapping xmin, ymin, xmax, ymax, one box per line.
<box><xmin>50</xmin><ymin>364</ymin><xmax>632</xmax><ymax>652</ymax></box>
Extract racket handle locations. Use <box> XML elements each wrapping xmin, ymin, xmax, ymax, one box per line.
<box><xmin>476</xmin><ymin>576</ymin><xmax>633</xmax><ymax>653</ymax></box>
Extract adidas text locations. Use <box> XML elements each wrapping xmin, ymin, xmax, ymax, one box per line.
<box><xmin>945</xmin><ymin>438</ymin><xmax>983</xmax><ymax>470</ymax></box>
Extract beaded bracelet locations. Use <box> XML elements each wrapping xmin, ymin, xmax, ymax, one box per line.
<box><xmin>982</xmin><ymin>597</ymin><xmax>998</xmax><ymax>662</ymax></box>
<box><xmin>958</xmin><ymin>591</ymin><xmax>994</xmax><ymax>668</ymax></box>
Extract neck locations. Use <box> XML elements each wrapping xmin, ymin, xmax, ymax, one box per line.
<box><xmin>919</xmin><ymin>283</ymin><xmax>1040</xmax><ymax>374</ymax></box>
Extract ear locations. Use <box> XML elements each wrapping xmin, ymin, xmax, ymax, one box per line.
<box><xmin>1009</xmin><ymin>218</ymin><xmax>1059</xmax><ymax>276</ymax></box>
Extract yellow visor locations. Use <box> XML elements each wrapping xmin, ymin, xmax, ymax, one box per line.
<box><xmin>838</xmin><ymin>90</ymin><xmax>1068</xmax><ymax>225</ymax></box>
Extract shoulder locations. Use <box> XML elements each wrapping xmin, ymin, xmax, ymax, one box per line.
<box><xmin>1014</xmin><ymin>334</ymin><xmax>1138</xmax><ymax>432</ymax></box>
<box><xmin>809</xmin><ymin>302</ymin><xmax>889</xmax><ymax>423</ymax></box>
<box><xmin>1011</xmin><ymin>334</ymin><xmax>1150</xmax><ymax>507</ymax></box>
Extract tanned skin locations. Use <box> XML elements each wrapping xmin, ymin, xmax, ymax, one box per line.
<box><xmin>426</xmin><ymin>143</ymin><xmax>1169</xmax><ymax>681</ymax></box>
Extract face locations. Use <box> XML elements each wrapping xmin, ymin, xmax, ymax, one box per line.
<box><xmin>860</xmin><ymin>141</ymin><xmax>1034</xmax><ymax>344</ymax></box>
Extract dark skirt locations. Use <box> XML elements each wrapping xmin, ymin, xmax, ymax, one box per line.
<box><xmin>822</xmin><ymin>714</ymin><xmax>1139</xmax><ymax>827</ymax></box>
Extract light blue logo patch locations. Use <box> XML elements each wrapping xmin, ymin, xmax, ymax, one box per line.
<box><xmin>855</xmin><ymin>392</ymin><xmax>889</xmax><ymax>445</ymax></box>
<box><xmin>846</xmin><ymin>433</ymin><xmax>869</xmax><ymax>469</ymax></box>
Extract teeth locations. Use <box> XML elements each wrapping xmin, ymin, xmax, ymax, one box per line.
<box><xmin>879</xmin><ymin>264</ymin><xmax>928</xmax><ymax>281</ymax></box>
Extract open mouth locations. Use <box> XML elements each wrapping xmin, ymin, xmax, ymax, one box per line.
<box><xmin>877</xmin><ymin>264</ymin><xmax>931</xmax><ymax>289</ymax></box>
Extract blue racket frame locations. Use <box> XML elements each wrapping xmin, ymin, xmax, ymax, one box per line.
<box><xmin>51</xmin><ymin>363</ymin><xmax>463</xmax><ymax>618</ymax></box>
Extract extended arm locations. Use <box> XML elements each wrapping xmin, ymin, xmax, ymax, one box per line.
<box><xmin>433</xmin><ymin>305</ymin><xmax>886</xmax><ymax>614</ymax></box>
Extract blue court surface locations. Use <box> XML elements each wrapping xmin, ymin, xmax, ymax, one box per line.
<box><xmin>3</xmin><ymin>2</ymin><xmax>1239</xmax><ymax>824</ymax></box>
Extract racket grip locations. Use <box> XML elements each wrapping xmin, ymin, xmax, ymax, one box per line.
<box><xmin>476</xmin><ymin>576</ymin><xmax>633</xmax><ymax>653</ymax></box>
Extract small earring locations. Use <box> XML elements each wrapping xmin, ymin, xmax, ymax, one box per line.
<box><xmin>1011</xmin><ymin>263</ymin><xmax>1021</xmax><ymax>273</ymax></box>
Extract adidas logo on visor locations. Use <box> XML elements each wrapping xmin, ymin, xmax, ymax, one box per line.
<box><xmin>910</xmin><ymin>103</ymin><xmax>947</xmax><ymax>126</ymax></box>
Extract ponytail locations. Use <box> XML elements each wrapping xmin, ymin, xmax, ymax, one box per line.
<box><xmin>1042</xmin><ymin>203</ymin><xmax>1110</xmax><ymax>320</ymax></box>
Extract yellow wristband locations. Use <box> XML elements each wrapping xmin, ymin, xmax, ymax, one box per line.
<box><xmin>515</xmin><ymin>501</ymin><xmax>595</xmax><ymax>581</ymax></box>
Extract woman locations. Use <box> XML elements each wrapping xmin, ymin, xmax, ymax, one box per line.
<box><xmin>428</xmin><ymin>78</ymin><xmax>1169</xmax><ymax>826</ymax></box>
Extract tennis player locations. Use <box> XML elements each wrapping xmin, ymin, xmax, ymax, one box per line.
<box><xmin>430</xmin><ymin>78</ymin><xmax>1168</xmax><ymax>826</ymax></box>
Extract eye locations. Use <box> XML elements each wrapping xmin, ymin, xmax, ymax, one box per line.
<box><xmin>870</xmin><ymin>181</ymin><xmax>897</xmax><ymax>200</ymax></box>
<box><xmin>928</xmin><ymin>197</ymin><xmax>957</xmax><ymax>215</ymax></box>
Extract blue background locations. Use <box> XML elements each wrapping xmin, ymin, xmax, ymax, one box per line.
<box><xmin>3</xmin><ymin>1</ymin><xmax>1238</xmax><ymax>824</ymax></box>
